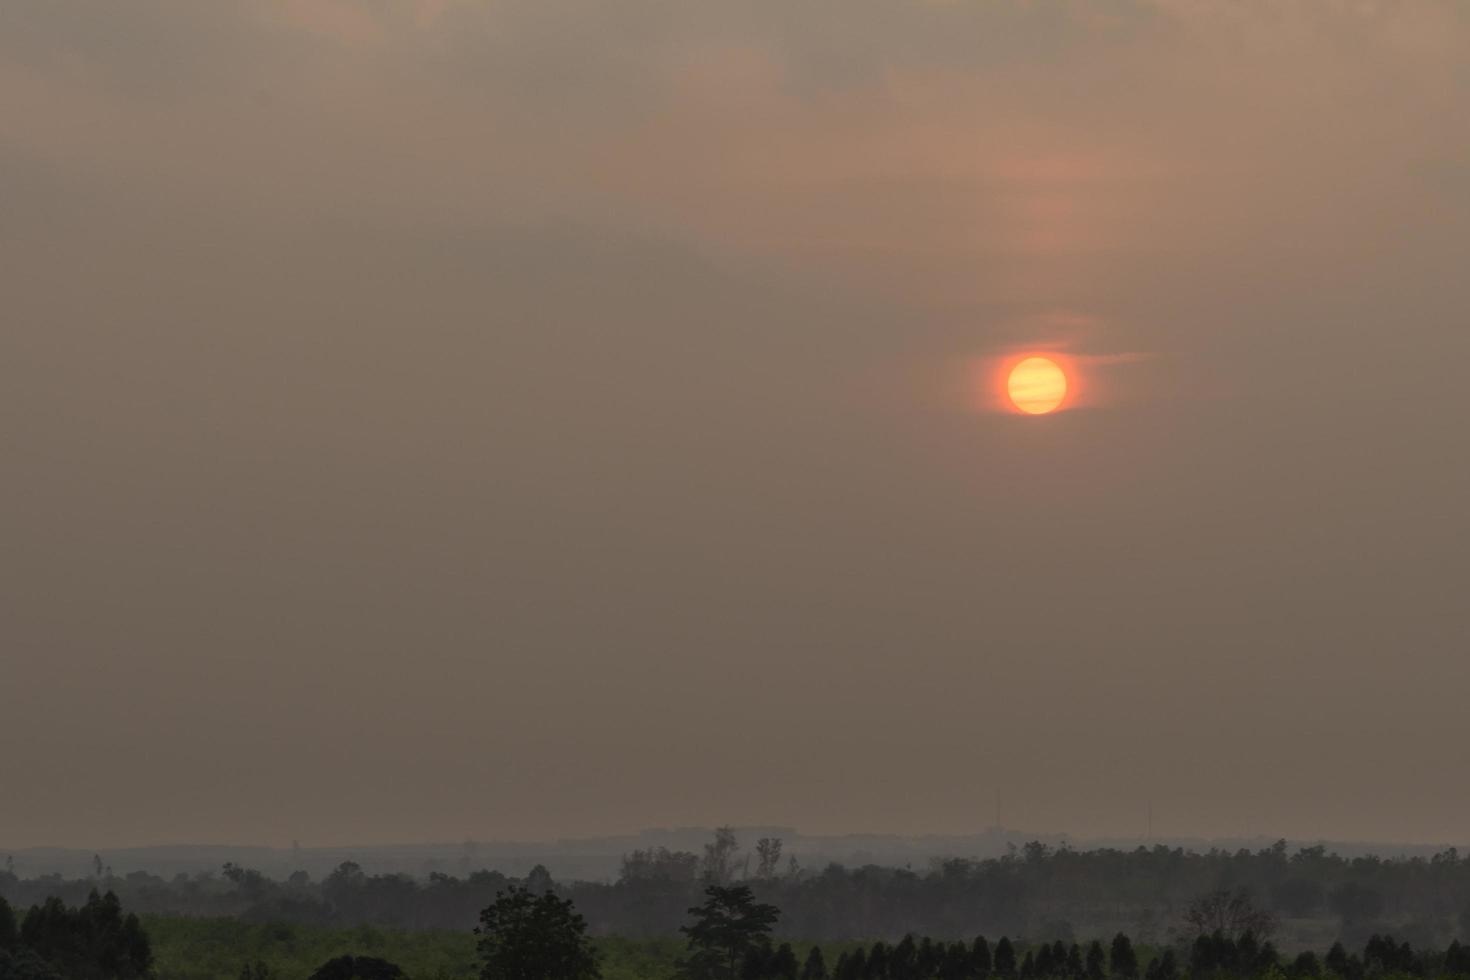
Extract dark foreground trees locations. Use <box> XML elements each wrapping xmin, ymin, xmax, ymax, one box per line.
<box><xmin>0</xmin><ymin>892</ymin><xmax>150</xmax><ymax>980</ymax></box>
<box><xmin>1143</xmin><ymin>949</ymin><xmax>1178</xmax><ymax>980</ymax></box>
<box><xmin>1109</xmin><ymin>934</ymin><xmax>1138</xmax><ymax>980</ymax></box>
<box><xmin>679</xmin><ymin>885</ymin><xmax>781</xmax><ymax>980</ymax></box>
<box><xmin>306</xmin><ymin>956</ymin><xmax>408</xmax><ymax>980</ymax></box>
<box><xmin>0</xmin><ymin>949</ymin><xmax>63</xmax><ymax>980</ymax></box>
<box><xmin>476</xmin><ymin>885</ymin><xmax>600</xmax><ymax>980</ymax></box>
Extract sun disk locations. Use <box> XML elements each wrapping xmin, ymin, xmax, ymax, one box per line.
<box><xmin>1007</xmin><ymin>356</ymin><xmax>1068</xmax><ymax>414</ymax></box>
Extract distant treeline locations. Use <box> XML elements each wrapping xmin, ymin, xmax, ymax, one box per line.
<box><xmin>4</xmin><ymin>835</ymin><xmax>1470</xmax><ymax>947</ymax></box>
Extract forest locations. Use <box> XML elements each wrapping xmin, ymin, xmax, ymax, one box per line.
<box><xmin>4</xmin><ymin>878</ymin><xmax>1470</xmax><ymax>980</ymax></box>
<box><xmin>5</xmin><ymin>836</ymin><xmax>1469</xmax><ymax>949</ymax></box>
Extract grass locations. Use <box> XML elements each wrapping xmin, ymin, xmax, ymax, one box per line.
<box><xmin>143</xmin><ymin>916</ymin><xmax>881</xmax><ymax>980</ymax></box>
<box><xmin>144</xmin><ymin>916</ymin><xmax>480</xmax><ymax>980</ymax></box>
<box><xmin>142</xmin><ymin>916</ymin><xmax>1105</xmax><ymax>980</ymax></box>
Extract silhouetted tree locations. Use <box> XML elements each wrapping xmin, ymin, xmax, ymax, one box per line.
<box><xmin>1363</xmin><ymin>935</ymin><xmax>1417</xmax><ymax>976</ymax></box>
<box><xmin>679</xmin><ymin>886</ymin><xmax>779</xmax><ymax>980</ymax></box>
<box><xmin>307</xmin><ymin>956</ymin><xmax>406</xmax><ymax>980</ymax></box>
<box><xmin>322</xmin><ymin>862</ymin><xmax>367</xmax><ymax>920</ymax></box>
<box><xmin>1110</xmin><ymin>934</ymin><xmax>1138</xmax><ymax>980</ymax></box>
<box><xmin>1191</xmin><ymin>934</ymin><xmax>1220</xmax><ymax>976</ymax></box>
<box><xmin>943</xmin><ymin>942</ymin><xmax>972</xmax><ymax>980</ymax></box>
<box><xmin>741</xmin><ymin>943</ymin><xmax>773</xmax><ymax>980</ymax></box>
<box><xmin>1085</xmin><ymin>942</ymin><xmax>1105</xmax><ymax>980</ymax></box>
<box><xmin>802</xmin><ymin>948</ymin><xmax>828</xmax><ymax>980</ymax></box>
<box><xmin>525</xmin><ymin>865</ymin><xmax>555</xmax><ymax>896</ymax></box>
<box><xmin>701</xmin><ymin>830</ymin><xmax>742</xmax><ymax>885</ymax></box>
<box><xmin>17</xmin><ymin>891</ymin><xmax>150</xmax><ymax>980</ymax></box>
<box><xmin>1066</xmin><ymin>945</ymin><xmax>1083</xmax><ymax>980</ymax></box>
<box><xmin>1239</xmin><ymin>932</ymin><xmax>1261</xmax><ymax>972</ymax></box>
<box><xmin>1290</xmin><ymin>952</ymin><xmax>1321</xmax><ymax>978</ymax></box>
<box><xmin>995</xmin><ymin>938</ymin><xmax>1017</xmax><ymax>978</ymax></box>
<box><xmin>918</xmin><ymin>939</ymin><xmax>940</xmax><ymax>979</ymax></box>
<box><xmin>1143</xmin><ymin>951</ymin><xmax>1177</xmax><ymax>980</ymax></box>
<box><xmin>971</xmin><ymin>938</ymin><xmax>991</xmax><ymax>979</ymax></box>
<box><xmin>889</xmin><ymin>936</ymin><xmax>915</xmax><ymax>980</ymax></box>
<box><xmin>755</xmin><ymin>841</ymin><xmax>784</xmax><ymax>881</ymax></box>
<box><xmin>620</xmin><ymin>848</ymin><xmax>700</xmax><ymax>884</ymax></box>
<box><xmin>476</xmin><ymin>886</ymin><xmax>600</xmax><ymax>980</ymax></box>
<box><xmin>868</xmin><ymin>942</ymin><xmax>890</xmax><ymax>980</ymax></box>
<box><xmin>771</xmin><ymin>943</ymin><xmax>800</xmax><ymax>980</ymax></box>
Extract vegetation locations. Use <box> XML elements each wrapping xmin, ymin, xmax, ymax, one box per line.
<box><xmin>7</xmin><ymin>833</ymin><xmax>1470</xmax><ymax>980</ymax></box>
<box><xmin>305</xmin><ymin>956</ymin><xmax>408</xmax><ymax>980</ymax></box>
<box><xmin>0</xmin><ymin>890</ymin><xmax>151</xmax><ymax>980</ymax></box>
<box><xmin>140</xmin><ymin>916</ymin><xmax>479</xmax><ymax>980</ymax></box>
<box><xmin>475</xmin><ymin>885</ymin><xmax>600</xmax><ymax>980</ymax></box>
<box><xmin>677</xmin><ymin>886</ymin><xmax>781</xmax><ymax>980</ymax></box>
<box><xmin>9</xmin><ymin>885</ymin><xmax>1470</xmax><ymax>980</ymax></box>
<box><xmin>7</xmin><ymin>836</ymin><xmax>1470</xmax><ymax>948</ymax></box>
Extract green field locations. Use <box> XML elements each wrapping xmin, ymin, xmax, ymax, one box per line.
<box><xmin>145</xmin><ymin>916</ymin><xmax>474</xmax><ymax>980</ymax></box>
<box><xmin>144</xmin><ymin>917</ymin><xmax>866</xmax><ymax>980</ymax></box>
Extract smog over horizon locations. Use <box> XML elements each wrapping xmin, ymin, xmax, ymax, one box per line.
<box><xmin>4</xmin><ymin>1</ymin><xmax>1470</xmax><ymax>856</ymax></box>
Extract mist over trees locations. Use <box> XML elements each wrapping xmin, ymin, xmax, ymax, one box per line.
<box><xmin>4</xmin><ymin>835</ymin><xmax>1470</xmax><ymax>950</ymax></box>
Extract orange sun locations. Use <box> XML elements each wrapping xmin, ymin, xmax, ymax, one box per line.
<box><xmin>1007</xmin><ymin>356</ymin><xmax>1068</xmax><ymax>414</ymax></box>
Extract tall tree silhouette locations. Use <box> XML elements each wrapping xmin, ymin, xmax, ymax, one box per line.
<box><xmin>1110</xmin><ymin>934</ymin><xmax>1138</xmax><ymax>980</ymax></box>
<box><xmin>995</xmin><ymin>938</ymin><xmax>1017</xmax><ymax>977</ymax></box>
<box><xmin>971</xmin><ymin>937</ymin><xmax>992</xmax><ymax>979</ymax></box>
<box><xmin>801</xmin><ymin>947</ymin><xmax>828</xmax><ymax>980</ymax></box>
<box><xmin>0</xmin><ymin>899</ymin><xmax>15</xmax><ymax>953</ymax></box>
<box><xmin>679</xmin><ymin>886</ymin><xmax>780</xmax><ymax>980</ymax></box>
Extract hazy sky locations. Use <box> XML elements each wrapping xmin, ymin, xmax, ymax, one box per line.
<box><xmin>3</xmin><ymin>1</ymin><xmax>1469</xmax><ymax>851</ymax></box>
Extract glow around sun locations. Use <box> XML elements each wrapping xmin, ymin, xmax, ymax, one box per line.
<box><xmin>1007</xmin><ymin>356</ymin><xmax>1068</xmax><ymax>414</ymax></box>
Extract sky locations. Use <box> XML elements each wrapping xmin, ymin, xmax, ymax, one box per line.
<box><xmin>3</xmin><ymin>1</ymin><xmax>1469</xmax><ymax>851</ymax></box>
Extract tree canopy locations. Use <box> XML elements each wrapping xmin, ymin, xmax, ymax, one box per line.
<box><xmin>476</xmin><ymin>885</ymin><xmax>600</xmax><ymax>980</ymax></box>
<box><xmin>680</xmin><ymin>886</ymin><xmax>781</xmax><ymax>980</ymax></box>
<box><xmin>307</xmin><ymin>955</ymin><xmax>408</xmax><ymax>980</ymax></box>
